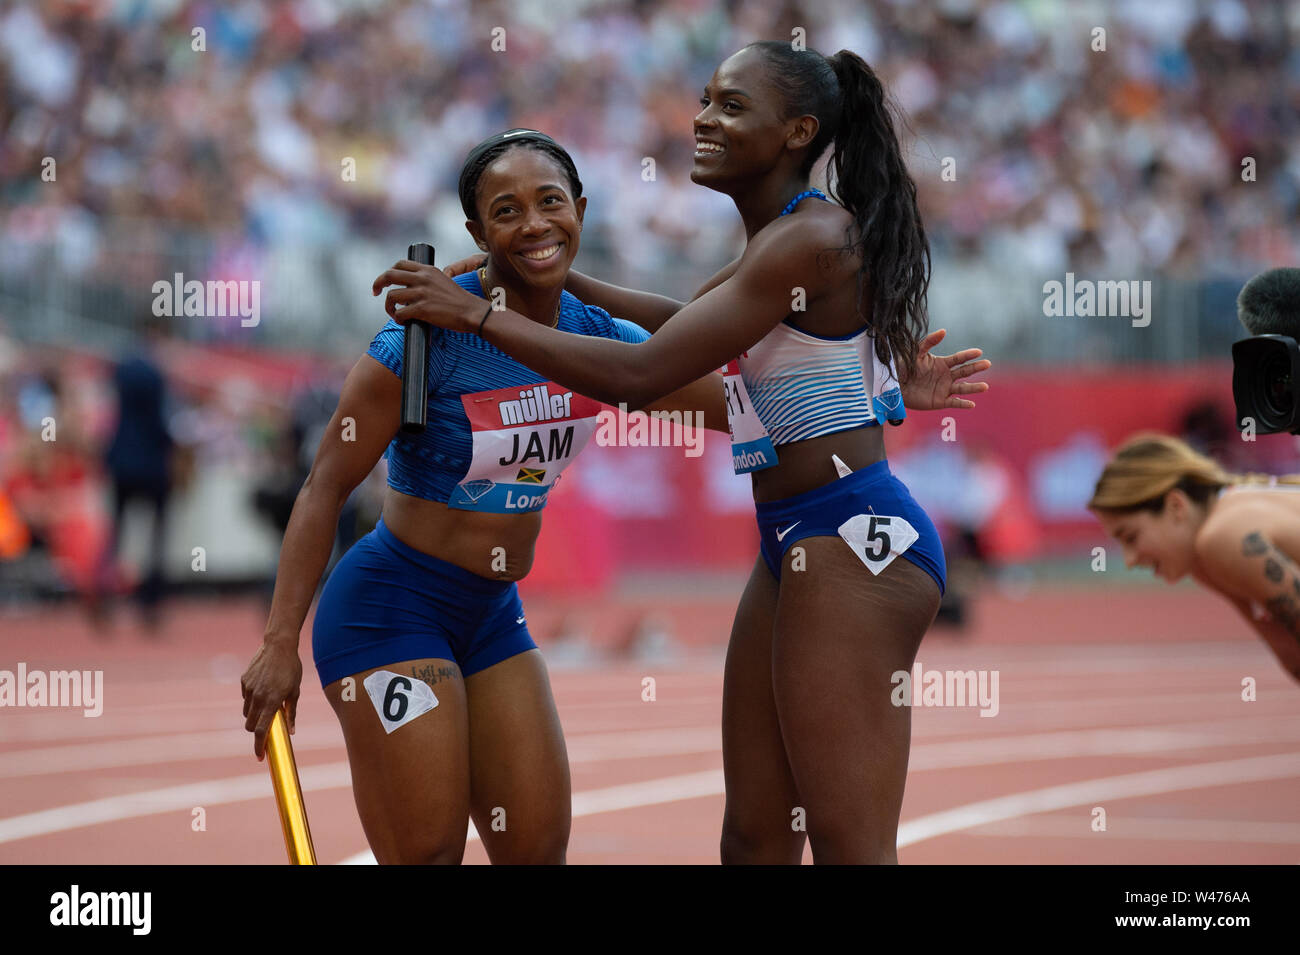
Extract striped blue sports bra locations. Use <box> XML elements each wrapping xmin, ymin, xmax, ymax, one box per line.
<box><xmin>733</xmin><ymin>190</ymin><xmax>905</xmax><ymax>453</ymax></box>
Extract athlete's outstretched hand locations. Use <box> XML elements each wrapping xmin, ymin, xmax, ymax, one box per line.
<box><xmin>441</xmin><ymin>252</ymin><xmax>487</xmax><ymax>278</ymax></box>
<box><xmin>241</xmin><ymin>640</ymin><xmax>303</xmax><ymax>760</ymax></box>
<box><xmin>372</xmin><ymin>259</ymin><xmax>484</xmax><ymax>332</ymax></box>
<box><xmin>901</xmin><ymin>329</ymin><xmax>991</xmax><ymax>411</ymax></box>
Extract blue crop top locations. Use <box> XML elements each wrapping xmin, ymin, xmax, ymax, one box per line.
<box><xmin>367</xmin><ymin>271</ymin><xmax>650</xmax><ymax>513</ymax></box>
<box><xmin>720</xmin><ymin>189</ymin><xmax>906</xmax><ymax>474</ymax></box>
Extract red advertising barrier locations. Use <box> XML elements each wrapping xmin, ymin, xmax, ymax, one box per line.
<box><xmin>22</xmin><ymin>349</ymin><xmax>1285</xmax><ymax>597</ymax></box>
<box><xmin>523</xmin><ymin>361</ymin><xmax>1300</xmax><ymax>588</ymax></box>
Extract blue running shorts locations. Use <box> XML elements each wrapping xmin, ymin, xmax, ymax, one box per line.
<box><xmin>755</xmin><ymin>459</ymin><xmax>946</xmax><ymax>595</ymax></box>
<box><xmin>311</xmin><ymin>516</ymin><xmax>537</xmax><ymax>687</ymax></box>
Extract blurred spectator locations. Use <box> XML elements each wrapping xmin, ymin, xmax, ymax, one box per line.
<box><xmin>1</xmin><ymin>353</ymin><xmax>107</xmax><ymax>603</ymax></box>
<box><xmin>1180</xmin><ymin>398</ymin><xmax>1233</xmax><ymax>460</ymax></box>
<box><xmin>250</xmin><ymin>365</ymin><xmax>372</xmax><ymax>609</ymax></box>
<box><xmin>96</xmin><ymin>316</ymin><xmax>174</xmax><ymax>628</ymax></box>
<box><xmin>0</xmin><ymin>0</ymin><xmax>1293</xmax><ymax>299</ymax></box>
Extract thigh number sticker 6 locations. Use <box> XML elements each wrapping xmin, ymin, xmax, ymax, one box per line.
<box><xmin>837</xmin><ymin>514</ymin><xmax>918</xmax><ymax>575</ymax></box>
<box><xmin>363</xmin><ymin>670</ymin><xmax>439</xmax><ymax>734</ymax></box>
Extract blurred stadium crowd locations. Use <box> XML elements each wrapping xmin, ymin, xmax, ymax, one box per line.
<box><xmin>3</xmin><ymin>0</ymin><xmax>1296</xmax><ymax>279</ymax></box>
<box><xmin>1</xmin><ymin>0</ymin><xmax>1296</xmax><ymax>605</ymax></box>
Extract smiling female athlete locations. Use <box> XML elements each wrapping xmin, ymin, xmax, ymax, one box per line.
<box><xmin>1091</xmin><ymin>433</ymin><xmax>1300</xmax><ymax>682</ymax></box>
<box><xmin>375</xmin><ymin>43</ymin><xmax>991</xmax><ymax>863</ymax></box>
<box><xmin>240</xmin><ymin>129</ymin><xmax>728</xmax><ymax>864</ymax></box>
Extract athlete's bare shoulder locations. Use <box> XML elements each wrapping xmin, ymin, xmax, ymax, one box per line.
<box><xmin>756</xmin><ymin>198</ymin><xmax>852</xmax><ymax>242</ymax></box>
<box><xmin>1195</xmin><ymin>490</ymin><xmax>1300</xmax><ymax>566</ymax></box>
<box><xmin>744</xmin><ymin>201</ymin><xmax>857</xmax><ymax>280</ymax></box>
<box><xmin>1210</xmin><ymin>485</ymin><xmax>1300</xmax><ymax>523</ymax></box>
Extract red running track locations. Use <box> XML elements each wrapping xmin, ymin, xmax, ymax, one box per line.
<box><xmin>0</xmin><ymin>584</ymin><xmax>1296</xmax><ymax>864</ymax></box>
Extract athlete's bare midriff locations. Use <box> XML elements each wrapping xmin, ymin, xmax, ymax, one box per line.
<box><xmin>381</xmin><ymin>487</ymin><xmax>543</xmax><ymax>581</ymax></box>
<box><xmin>749</xmin><ymin>425</ymin><xmax>886</xmax><ymax>502</ymax></box>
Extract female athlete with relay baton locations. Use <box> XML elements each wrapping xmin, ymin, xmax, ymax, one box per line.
<box><xmin>241</xmin><ymin>130</ymin><xmax>730</xmax><ymax>864</ymax></box>
<box><xmin>376</xmin><ymin>43</ymin><xmax>991</xmax><ymax>863</ymax></box>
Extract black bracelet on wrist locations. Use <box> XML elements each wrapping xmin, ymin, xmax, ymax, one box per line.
<box><xmin>476</xmin><ymin>303</ymin><xmax>493</xmax><ymax>336</ymax></box>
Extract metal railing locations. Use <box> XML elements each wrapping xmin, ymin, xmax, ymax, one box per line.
<box><xmin>0</xmin><ymin>223</ymin><xmax>1254</xmax><ymax>365</ymax></box>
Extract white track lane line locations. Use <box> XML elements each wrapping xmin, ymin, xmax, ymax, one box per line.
<box><xmin>0</xmin><ymin>710</ymin><xmax>269</xmax><ymax>743</ymax></box>
<box><xmin>4</xmin><ymin>711</ymin><xmax>1295</xmax><ymax>779</ymax></box>
<box><xmin>4</xmin><ymin>718</ymin><xmax>1298</xmax><ymax>843</ymax></box>
<box><xmin>0</xmin><ymin>707</ymin><xmax>724</xmax><ymax>744</ymax></box>
<box><xmin>0</xmin><ymin>761</ymin><xmax>348</xmax><ymax>847</ymax></box>
<box><xmin>909</xmin><ymin>716</ymin><xmax>1300</xmax><ymax>769</ymax></box>
<box><xmin>0</xmin><ymin>725</ymin><xmax>723</xmax><ymax>778</ymax></box>
<box><xmin>966</xmin><ymin>816</ymin><xmax>1300</xmax><ymax>844</ymax></box>
<box><xmin>340</xmin><ymin>752</ymin><xmax>1300</xmax><ymax>865</ymax></box>
<box><xmin>0</xmin><ymin>761</ymin><xmax>724</xmax><ymax>853</ymax></box>
<box><xmin>0</xmin><ymin>726</ymin><xmax>346</xmax><ymax>778</ymax></box>
<box><xmin>3</xmin><ymin>747</ymin><xmax>1296</xmax><ymax>857</ymax></box>
<box><xmin>4</xmin><ymin>713</ymin><xmax>1297</xmax><ymax>853</ymax></box>
<box><xmin>339</xmin><ymin>769</ymin><xmax>727</xmax><ymax>864</ymax></box>
<box><xmin>895</xmin><ymin>752</ymin><xmax>1300</xmax><ymax>848</ymax></box>
<box><xmin>6</xmin><ymin>684</ymin><xmax>1288</xmax><ymax>747</ymax></box>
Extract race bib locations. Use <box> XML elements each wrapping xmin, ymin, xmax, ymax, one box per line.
<box><xmin>452</xmin><ymin>382</ymin><xmax>602</xmax><ymax>513</ymax></box>
<box><xmin>721</xmin><ymin>358</ymin><xmax>777</xmax><ymax>474</ymax></box>
<box><xmin>837</xmin><ymin>513</ymin><xmax>918</xmax><ymax>575</ymax></box>
<box><xmin>363</xmin><ymin>670</ymin><xmax>438</xmax><ymax>735</ymax></box>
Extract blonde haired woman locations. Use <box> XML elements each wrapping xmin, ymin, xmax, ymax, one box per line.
<box><xmin>1089</xmin><ymin>433</ymin><xmax>1300</xmax><ymax>681</ymax></box>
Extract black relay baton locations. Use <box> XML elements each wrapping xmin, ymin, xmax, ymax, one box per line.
<box><xmin>400</xmin><ymin>242</ymin><xmax>435</xmax><ymax>433</ymax></box>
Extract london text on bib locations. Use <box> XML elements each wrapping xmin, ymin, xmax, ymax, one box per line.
<box><xmin>721</xmin><ymin>358</ymin><xmax>777</xmax><ymax>474</ymax></box>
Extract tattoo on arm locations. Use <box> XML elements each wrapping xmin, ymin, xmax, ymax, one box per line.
<box><xmin>1238</xmin><ymin>531</ymin><xmax>1300</xmax><ymax>643</ymax></box>
<box><xmin>1242</xmin><ymin>532</ymin><xmax>1268</xmax><ymax>556</ymax></box>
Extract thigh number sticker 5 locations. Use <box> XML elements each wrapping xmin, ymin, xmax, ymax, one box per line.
<box><xmin>837</xmin><ymin>514</ymin><xmax>918</xmax><ymax>575</ymax></box>
<box><xmin>363</xmin><ymin>670</ymin><xmax>439</xmax><ymax>734</ymax></box>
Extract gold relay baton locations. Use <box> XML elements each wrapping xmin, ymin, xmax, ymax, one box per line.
<box><xmin>265</xmin><ymin>706</ymin><xmax>317</xmax><ymax>865</ymax></box>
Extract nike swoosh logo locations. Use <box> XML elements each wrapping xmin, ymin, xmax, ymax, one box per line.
<box><xmin>516</xmin><ymin>616</ymin><xmax>526</xmax><ymax>624</ymax></box>
<box><xmin>502</xmin><ymin>129</ymin><xmax>537</xmax><ymax>138</ymax></box>
<box><xmin>775</xmin><ymin>521</ymin><xmax>801</xmax><ymax>542</ymax></box>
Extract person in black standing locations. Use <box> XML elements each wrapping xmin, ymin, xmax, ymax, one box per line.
<box><xmin>99</xmin><ymin>316</ymin><xmax>174</xmax><ymax>630</ymax></box>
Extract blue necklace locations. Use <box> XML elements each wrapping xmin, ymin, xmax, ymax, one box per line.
<box><xmin>779</xmin><ymin>187</ymin><xmax>829</xmax><ymax>217</ymax></box>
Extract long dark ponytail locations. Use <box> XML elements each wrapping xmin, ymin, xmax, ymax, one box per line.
<box><xmin>747</xmin><ymin>42</ymin><xmax>930</xmax><ymax>382</ymax></box>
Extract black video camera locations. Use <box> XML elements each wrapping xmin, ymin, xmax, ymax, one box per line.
<box><xmin>1231</xmin><ymin>268</ymin><xmax>1300</xmax><ymax>435</ymax></box>
<box><xmin>1232</xmin><ymin>335</ymin><xmax>1300</xmax><ymax>435</ymax></box>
